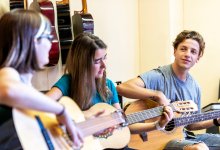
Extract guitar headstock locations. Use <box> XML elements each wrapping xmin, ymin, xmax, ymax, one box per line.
<box><xmin>171</xmin><ymin>100</ymin><xmax>198</xmax><ymax>113</ymax></box>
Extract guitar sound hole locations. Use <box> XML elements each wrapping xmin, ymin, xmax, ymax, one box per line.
<box><xmin>165</xmin><ymin>120</ymin><xmax>175</xmax><ymax>131</ymax></box>
<box><xmin>93</xmin><ymin>127</ymin><xmax>115</xmax><ymax>139</ymax></box>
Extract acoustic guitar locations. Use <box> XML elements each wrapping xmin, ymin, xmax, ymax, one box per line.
<box><xmin>56</xmin><ymin>0</ymin><xmax>73</xmax><ymax>64</ymax></box>
<box><xmin>72</xmin><ymin>0</ymin><xmax>94</xmax><ymax>37</ymax></box>
<box><xmin>13</xmin><ymin>96</ymin><xmax>126</xmax><ymax>150</ymax></box>
<box><xmin>13</xmin><ymin>98</ymin><xmax>195</xmax><ymax>150</ymax></box>
<box><xmin>30</xmin><ymin>0</ymin><xmax>60</xmax><ymax>66</ymax></box>
<box><xmin>125</xmin><ymin>99</ymin><xmax>219</xmax><ymax>150</ymax></box>
<box><xmin>9</xmin><ymin>0</ymin><xmax>27</xmax><ymax>10</ymax></box>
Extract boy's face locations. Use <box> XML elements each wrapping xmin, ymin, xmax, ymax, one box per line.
<box><xmin>174</xmin><ymin>39</ymin><xmax>200</xmax><ymax>70</ymax></box>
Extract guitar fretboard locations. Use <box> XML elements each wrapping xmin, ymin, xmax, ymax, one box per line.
<box><xmin>174</xmin><ymin>110</ymin><xmax>220</xmax><ymax>127</ymax></box>
<box><xmin>126</xmin><ymin>106</ymin><xmax>164</xmax><ymax>125</ymax></box>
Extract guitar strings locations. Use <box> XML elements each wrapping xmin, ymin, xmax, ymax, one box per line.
<box><xmin>81</xmin><ymin>118</ymin><xmax>123</xmax><ymax>133</ymax></box>
<box><xmin>159</xmin><ymin>110</ymin><xmax>220</xmax><ymax>131</ymax></box>
<box><xmin>78</xmin><ymin>113</ymin><xmax>123</xmax><ymax>127</ymax></box>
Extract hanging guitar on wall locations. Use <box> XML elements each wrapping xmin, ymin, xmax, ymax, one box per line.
<box><xmin>56</xmin><ymin>0</ymin><xmax>73</xmax><ymax>65</ymax></box>
<box><xmin>9</xmin><ymin>0</ymin><xmax>27</xmax><ymax>10</ymax></box>
<box><xmin>30</xmin><ymin>0</ymin><xmax>60</xmax><ymax>66</ymax></box>
<box><xmin>72</xmin><ymin>0</ymin><xmax>94</xmax><ymax>37</ymax></box>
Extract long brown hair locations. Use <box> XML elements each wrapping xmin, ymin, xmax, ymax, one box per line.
<box><xmin>65</xmin><ymin>33</ymin><xmax>112</xmax><ymax>110</ymax></box>
<box><xmin>0</xmin><ymin>9</ymin><xmax>51</xmax><ymax>73</ymax></box>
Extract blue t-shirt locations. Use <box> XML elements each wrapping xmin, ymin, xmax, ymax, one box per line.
<box><xmin>139</xmin><ymin>64</ymin><xmax>201</xmax><ymax>111</ymax></box>
<box><xmin>53</xmin><ymin>74</ymin><xmax>119</xmax><ymax>106</ymax></box>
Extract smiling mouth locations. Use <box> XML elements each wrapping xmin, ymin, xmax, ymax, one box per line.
<box><xmin>182</xmin><ymin>59</ymin><xmax>191</xmax><ymax>63</ymax></box>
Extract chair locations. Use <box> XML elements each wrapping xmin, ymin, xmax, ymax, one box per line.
<box><xmin>115</xmin><ymin>81</ymin><xmax>123</xmax><ymax>108</ymax></box>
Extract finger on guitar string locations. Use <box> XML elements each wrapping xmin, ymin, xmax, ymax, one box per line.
<box><xmin>157</xmin><ymin>106</ymin><xmax>174</xmax><ymax>128</ymax></box>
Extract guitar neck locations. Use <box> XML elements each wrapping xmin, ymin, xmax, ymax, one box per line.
<box><xmin>126</xmin><ymin>105</ymin><xmax>164</xmax><ymax>125</ymax></box>
<box><xmin>77</xmin><ymin>112</ymin><xmax>124</xmax><ymax>137</ymax></box>
<box><xmin>81</xmin><ymin>0</ymin><xmax>88</xmax><ymax>13</ymax></box>
<box><xmin>126</xmin><ymin>102</ymin><xmax>180</xmax><ymax>125</ymax></box>
<box><xmin>174</xmin><ymin>110</ymin><xmax>220</xmax><ymax>127</ymax></box>
<box><xmin>57</xmin><ymin>0</ymin><xmax>69</xmax><ymax>5</ymax></box>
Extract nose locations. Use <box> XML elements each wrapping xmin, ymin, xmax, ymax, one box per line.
<box><xmin>100</xmin><ymin>59</ymin><xmax>106</xmax><ymax>68</ymax></box>
<box><xmin>184</xmin><ymin>49</ymin><xmax>191</xmax><ymax>57</ymax></box>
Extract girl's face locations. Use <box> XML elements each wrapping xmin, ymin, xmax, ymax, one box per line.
<box><xmin>93</xmin><ymin>48</ymin><xmax>107</xmax><ymax>79</ymax></box>
<box><xmin>34</xmin><ymin>33</ymin><xmax>52</xmax><ymax>68</ymax></box>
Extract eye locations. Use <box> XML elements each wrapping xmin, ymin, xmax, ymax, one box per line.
<box><xmin>38</xmin><ymin>34</ymin><xmax>54</xmax><ymax>42</ymax></box>
<box><xmin>191</xmin><ymin>49</ymin><xmax>198</xmax><ymax>55</ymax></box>
<box><xmin>94</xmin><ymin>58</ymin><xmax>101</xmax><ymax>64</ymax></box>
<box><xmin>180</xmin><ymin>47</ymin><xmax>187</xmax><ymax>51</ymax></box>
<box><xmin>103</xmin><ymin>54</ymin><xmax>107</xmax><ymax>60</ymax></box>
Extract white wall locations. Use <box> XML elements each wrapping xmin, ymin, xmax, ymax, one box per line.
<box><xmin>139</xmin><ymin>0</ymin><xmax>220</xmax><ymax>106</ymax></box>
<box><xmin>84</xmin><ymin>0</ymin><xmax>140</xmax><ymax>82</ymax></box>
<box><xmin>139</xmin><ymin>0</ymin><xmax>171</xmax><ymax>73</ymax></box>
<box><xmin>183</xmin><ymin>0</ymin><xmax>220</xmax><ymax>106</ymax></box>
<box><xmin>28</xmin><ymin>0</ymin><xmax>139</xmax><ymax>91</ymax></box>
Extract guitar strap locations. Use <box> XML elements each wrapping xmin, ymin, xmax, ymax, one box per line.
<box><xmin>139</xmin><ymin>120</ymin><xmax>148</xmax><ymax>141</ymax></box>
<box><xmin>184</xmin><ymin>128</ymin><xmax>196</xmax><ymax>139</ymax></box>
<box><xmin>139</xmin><ymin>132</ymin><xmax>148</xmax><ymax>142</ymax></box>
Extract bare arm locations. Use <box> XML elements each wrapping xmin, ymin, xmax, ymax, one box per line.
<box><xmin>0</xmin><ymin>67</ymin><xmax>83</xmax><ymax>147</ymax></box>
<box><xmin>113</xmin><ymin>103</ymin><xmax>121</xmax><ymax>109</ymax></box>
<box><xmin>46</xmin><ymin>86</ymin><xmax>63</xmax><ymax>101</ymax></box>
<box><xmin>186</xmin><ymin>119</ymin><xmax>219</xmax><ymax>131</ymax></box>
<box><xmin>117</xmin><ymin>77</ymin><xmax>170</xmax><ymax>105</ymax></box>
<box><xmin>0</xmin><ymin>68</ymin><xmax>63</xmax><ymax>113</ymax></box>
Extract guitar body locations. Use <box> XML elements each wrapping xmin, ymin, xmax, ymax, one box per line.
<box><xmin>30</xmin><ymin>0</ymin><xmax>60</xmax><ymax>66</ymax></box>
<box><xmin>9</xmin><ymin>0</ymin><xmax>25</xmax><ymax>10</ymax></box>
<box><xmin>13</xmin><ymin>97</ymin><xmax>102</xmax><ymax>150</ymax></box>
<box><xmin>56</xmin><ymin>0</ymin><xmax>73</xmax><ymax>64</ymax></box>
<box><xmin>84</xmin><ymin>103</ymin><xmax>130</xmax><ymax>149</ymax></box>
<box><xmin>72</xmin><ymin>0</ymin><xmax>94</xmax><ymax>37</ymax></box>
<box><xmin>72</xmin><ymin>13</ymin><xmax>94</xmax><ymax>37</ymax></box>
<box><xmin>129</xmin><ymin>127</ymin><xmax>183</xmax><ymax>150</ymax></box>
<box><xmin>125</xmin><ymin>99</ymin><xmax>184</xmax><ymax>150</ymax></box>
<box><xmin>13</xmin><ymin>97</ymin><xmax>129</xmax><ymax>149</ymax></box>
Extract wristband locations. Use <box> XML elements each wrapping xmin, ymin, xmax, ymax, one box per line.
<box><xmin>57</xmin><ymin>104</ymin><xmax>65</xmax><ymax>116</ymax></box>
<box><xmin>213</xmin><ymin>119</ymin><xmax>220</xmax><ymax>126</ymax></box>
<box><xmin>155</xmin><ymin>121</ymin><xmax>165</xmax><ymax>130</ymax></box>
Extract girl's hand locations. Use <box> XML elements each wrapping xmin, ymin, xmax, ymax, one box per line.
<box><xmin>56</xmin><ymin>109</ymin><xmax>84</xmax><ymax>148</ymax></box>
